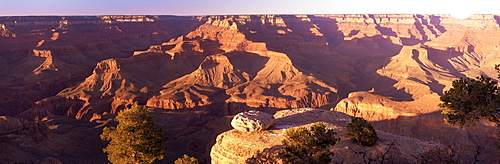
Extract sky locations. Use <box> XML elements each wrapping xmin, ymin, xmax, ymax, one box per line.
<box><xmin>0</xmin><ymin>0</ymin><xmax>497</xmax><ymax>19</ymax></box>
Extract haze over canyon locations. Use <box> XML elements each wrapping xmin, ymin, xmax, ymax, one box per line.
<box><xmin>0</xmin><ymin>14</ymin><xmax>499</xmax><ymax>163</ymax></box>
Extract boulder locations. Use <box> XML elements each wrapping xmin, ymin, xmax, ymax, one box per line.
<box><xmin>231</xmin><ymin>111</ymin><xmax>274</xmax><ymax>132</ymax></box>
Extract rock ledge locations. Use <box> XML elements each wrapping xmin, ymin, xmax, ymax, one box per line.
<box><xmin>231</xmin><ymin>110</ymin><xmax>274</xmax><ymax>132</ymax></box>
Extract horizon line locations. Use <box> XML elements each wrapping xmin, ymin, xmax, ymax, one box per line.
<box><xmin>0</xmin><ymin>13</ymin><xmax>480</xmax><ymax>17</ymax></box>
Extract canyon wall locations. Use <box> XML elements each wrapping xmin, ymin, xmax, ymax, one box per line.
<box><xmin>5</xmin><ymin>14</ymin><xmax>500</xmax><ymax>119</ymax></box>
<box><xmin>1</xmin><ymin>14</ymin><xmax>500</xmax><ymax>163</ymax></box>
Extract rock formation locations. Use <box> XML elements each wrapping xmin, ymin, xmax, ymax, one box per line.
<box><xmin>1</xmin><ymin>14</ymin><xmax>500</xmax><ymax>163</ymax></box>
<box><xmin>0</xmin><ymin>16</ymin><xmax>203</xmax><ymax>117</ymax></box>
<box><xmin>334</xmin><ymin>91</ymin><xmax>418</xmax><ymax>121</ymax></box>
<box><xmin>211</xmin><ymin>108</ymin><xmax>459</xmax><ymax>164</ymax></box>
<box><xmin>8</xmin><ymin>14</ymin><xmax>496</xmax><ymax>119</ymax></box>
<box><xmin>230</xmin><ymin>110</ymin><xmax>274</xmax><ymax>132</ymax></box>
<box><xmin>333</xmin><ymin>91</ymin><xmax>499</xmax><ymax>163</ymax></box>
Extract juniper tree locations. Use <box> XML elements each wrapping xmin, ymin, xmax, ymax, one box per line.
<box><xmin>346</xmin><ymin>117</ymin><xmax>379</xmax><ymax>146</ymax></box>
<box><xmin>439</xmin><ymin>75</ymin><xmax>500</xmax><ymax>127</ymax></box>
<box><xmin>100</xmin><ymin>103</ymin><xmax>166</xmax><ymax>164</ymax></box>
<box><xmin>439</xmin><ymin>65</ymin><xmax>500</xmax><ymax>149</ymax></box>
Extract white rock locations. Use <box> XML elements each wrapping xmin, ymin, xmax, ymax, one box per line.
<box><xmin>231</xmin><ymin>110</ymin><xmax>274</xmax><ymax>132</ymax></box>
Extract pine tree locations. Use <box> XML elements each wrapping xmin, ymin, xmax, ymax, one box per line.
<box><xmin>100</xmin><ymin>103</ymin><xmax>166</xmax><ymax>164</ymax></box>
<box><xmin>439</xmin><ymin>73</ymin><xmax>500</xmax><ymax>148</ymax></box>
<box><xmin>439</xmin><ymin>75</ymin><xmax>500</xmax><ymax>127</ymax></box>
<box><xmin>346</xmin><ymin>117</ymin><xmax>379</xmax><ymax>146</ymax></box>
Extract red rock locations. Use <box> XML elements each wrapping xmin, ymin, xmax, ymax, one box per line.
<box><xmin>2</xmin><ymin>14</ymin><xmax>500</xmax><ymax>163</ymax></box>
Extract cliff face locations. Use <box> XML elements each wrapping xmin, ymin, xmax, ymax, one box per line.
<box><xmin>1</xmin><ymin>14</ymin><xmax>500</xmax><ymax>163</ymax></box>
<box><xmin>8</xmin><ymin>14</ymin><xmax>500</xmax><ymax>119</ymax></box>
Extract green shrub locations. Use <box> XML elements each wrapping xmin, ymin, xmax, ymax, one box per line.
<box><xmin>174</xmin><ymin>154</ymin><xmax>198</xmax><ymax>164</ymax></box>
<box><xmin>278</xmin><ymin>123</ymin><xmax>340</xmax><ymax>164</ymax></box>
<box><xmin>346</xmin><ymin>117</ymin><xmax>379</xmax><ymax>146</ymax></box>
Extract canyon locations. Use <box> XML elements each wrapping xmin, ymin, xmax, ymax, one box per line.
<box><xmin>0</xmin><ymin>14</ymin><xmax>499</xmax><ymax>163</ymax></box>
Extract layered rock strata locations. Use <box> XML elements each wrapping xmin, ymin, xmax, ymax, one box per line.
<box><xmin>1</xmin><ymin>14</ymin><xmax>500</xmax><ymax>163</ymax></box>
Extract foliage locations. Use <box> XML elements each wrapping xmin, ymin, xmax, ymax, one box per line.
<box><xmin>439</xmin><ymin>75</ymin><xmax>500</xmax><ymax>127</ymax></box>
<box><xmin>346</xmin><ymin>117</ymin><xmax>379</xmax><ymax>146</ymax></box>
<box><xmin>174</xmin><ymin>154</ymin><xmax>199</xmax><ymax>164</ymax></box>
<box><xmin>277</xmin><ymin>123</ymin><xmax>340</xmax><ymax>164</ymax></box>
<box><xmin>100</xmin><ymin>103</ymin><xmax>166</xmax><ymax>164</ymax></box>
<box><xmin>246</xmin><ymin>146</ymin><xmax>281</xmax><ymax>164</ymax></box>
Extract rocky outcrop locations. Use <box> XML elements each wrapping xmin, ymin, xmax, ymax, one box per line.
<box><xmin>211</xmin><ymin>108</ymin><xmax>458</xmax><ymax>164</ymax></box>
<box><xmin>333</xmin><ymin>91</ymin><xmax>500</xmax><ymax>163</ymax></box>
<box><xmin>0</xmin><ymin>24</ymin><xmax>16</xmax><ymax>37</ymax></box>
<box><xmin>333</xmin><ymin>91</ymin><xmax>417</xmax><ymax>121</ymax></box>
<box><xmin>231</xmin><ymin>110</ymin><xmax>274</xmax><ymax>132</ymax></box>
